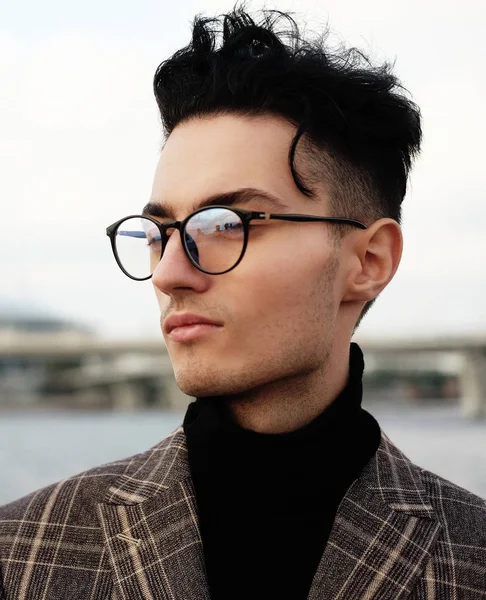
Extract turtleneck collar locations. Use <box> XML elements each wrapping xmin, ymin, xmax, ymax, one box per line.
<box><xmin>182</xmin><ymin>342</ymin><xmax>381</xmax><ymax>600</ymax></box>
<box><xmin>182</xmin><ymin>342</ymin><xmax>381</xmax><ymax>494</ymax></box>
<box><xmin>184</xmin><ymin>342</ymin><xmax>365</xmax><ymax>448</ymax></box>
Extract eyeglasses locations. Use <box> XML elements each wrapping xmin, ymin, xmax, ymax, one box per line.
<box><xmin>106</xmin><ymin>205</ymin><xmax>367</xmax><ymax>281</ymax></box>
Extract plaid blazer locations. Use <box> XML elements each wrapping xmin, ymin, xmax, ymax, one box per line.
<box><xmin>0</xmin><ymin>429</ymin><xmax>485</xmax><ymax>599</ymax></box>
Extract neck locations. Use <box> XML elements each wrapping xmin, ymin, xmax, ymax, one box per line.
<box><xmin>224</xmin><ymin>343</ymin><xmax>350</xmax><ymax>434</ymax></box>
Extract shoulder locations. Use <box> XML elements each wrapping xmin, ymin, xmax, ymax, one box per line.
<box><xmin>0</xmin><ymin>428</ymin><xmax>186</xmax><ymax>597</ymax></box>
<box><xmin>377</xmin><ymin>432</ymin><xmax>486</xmax><ymax>544</ymax></box>
<box><xmin>421</xmin><ymin>467</ymin><xmax>486</xmax><ymax>544</ymax></box>
<box><xmin>0</xmin><ymin>455</ymin><xmax>127</xmax><ymax>521</ymax></box>
<box><xmin>0</xmin><ymin>453</ymin><xmax>132</xmax><ymax>594</ymax></box>
<box><xmin>415</xmin><ymin>468</ymin><xmax>486</xmax><ymax>597</ymax></box>
<box><xmin>0</xmin><ymin>427</ymin><xmax>185</xmax><ymax>546</ymax></box>
<box><xmin>372</xmin><ymin>434</ymin><xmax>486</xmax><ymax>597</ymax></box>
<box><xmin>0</xmin><ymin>457</ymin><xmax>129</xmax><ymax>560</ymax></box>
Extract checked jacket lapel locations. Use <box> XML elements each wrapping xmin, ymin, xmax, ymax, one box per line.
<box><xmin>97</xmin><ymin>426</ymin><xmax>443</xmax><ymax>600</ymax></box>
<box><xmin>308</xmin><ymin>433</ymin><xmax>443</xmax><ymax>600</ymax></box>
<box><xmin>97</xmin><ymin>428</ymin><xmax>211</xmax><ymax>600</ymax></box>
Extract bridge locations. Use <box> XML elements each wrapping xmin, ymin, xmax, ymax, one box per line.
<box><xmin>355</xmin><ymin>335</ymin><xmax>486</xmax><ymax>418</ymax></box>
<box><xmin>1</xmin><ymin>332</ymin><xmax>485</xmax><ymax>417</ymax></box>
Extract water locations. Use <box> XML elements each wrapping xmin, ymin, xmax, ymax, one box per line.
<box><xmin>0</xmin><ymin>403</ymin><xmax>485</xmax><ymax>506</ymax></box>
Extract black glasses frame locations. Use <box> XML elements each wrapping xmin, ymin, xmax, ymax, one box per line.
<box><xmin>106</xmin><ymin>205</ymin><xmax>367</xmax><ymax>281</ymax></box>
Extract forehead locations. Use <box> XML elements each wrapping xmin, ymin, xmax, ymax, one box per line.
<box><xmin>150</xmin><ymin>114</ymin><xmax>313</xmax><ymax>216</ymax></box>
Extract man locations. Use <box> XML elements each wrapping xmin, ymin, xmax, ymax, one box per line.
<box><xmin>1</xmin><ymin>8</ymin><xmax>485</xmax><ymax>600</ymax></box>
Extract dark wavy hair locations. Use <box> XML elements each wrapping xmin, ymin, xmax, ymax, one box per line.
<box><xmin>153</xmin><ymin>7</ymin><xmax>422</xmax><ymax>322</ymax></box>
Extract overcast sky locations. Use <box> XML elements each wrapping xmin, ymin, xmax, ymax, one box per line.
<box><xmin>1</xmin><ymin>0</ymin><xmax>484</xmax><ymax>340</ymax></box>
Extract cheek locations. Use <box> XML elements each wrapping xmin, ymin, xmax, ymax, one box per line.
<box><xmin>230</xmin><ymin>236</ymin><xmax>337</xmax><ymax>321</ymax></box>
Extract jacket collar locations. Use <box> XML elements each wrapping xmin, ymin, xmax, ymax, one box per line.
<box><xmin>102</xmin><ymin>428</ymin><xmax>434</xmax><ymax>516</ymax></box>
<box><xmin>308</xmin><ymin>432</ymin><xmax>441</xmax><ymax>599</ymax></box>
<box><xmin>98</xmin><ymin>429</ymin><xmax>441</xmax><ymax>600</ymax></box>
<box><xmin>98</xmin><ymin>428</ymin><xmax>211</xmax><ymax>600</ymax></box>
<box><xmin>369</xmin><ymin>432</ymin><xmax>435</xmax><ymax>517</ymax></box>
<box><xmin>104</xmin><ymin>427</ymin><xmax>190</xmax><ymax>505</ymax></box>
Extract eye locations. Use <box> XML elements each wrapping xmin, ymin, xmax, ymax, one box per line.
<box><xmin>147</xmin><ymin>235</ymin><xmax>162</xmax><ymax>252</ymax></box>
<box><xmin>224</xmin><ymin>221</ymin><xmax>243</xmax><ymax>231</ymax></box>
<box><xmin>212</xmin><ymin>221</ymin><xmax>243</xmax><ymax>234</ymax></box>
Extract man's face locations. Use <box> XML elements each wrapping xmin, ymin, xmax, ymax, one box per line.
<box><xmin>149</xmin><ymin>114</ymin><xmax>348</xmax><ymax>397</ymax></box>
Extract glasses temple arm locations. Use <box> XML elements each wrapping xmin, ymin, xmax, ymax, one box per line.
<box><xmin>263</xmin><ymin>214</ymin><xmax>367</xmax><ymax>229</ymax></box>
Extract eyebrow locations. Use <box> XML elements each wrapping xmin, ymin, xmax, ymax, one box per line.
<box><xmin>141</xmin><ymin>187</ymin><xmax>289</xmax><ymax>220</ymax></box>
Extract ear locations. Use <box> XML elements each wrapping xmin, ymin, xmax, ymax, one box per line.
<box><xmin>342</xmin><ymin>218</ymin><xmax>403</xmax><ymax>303</ymax></box>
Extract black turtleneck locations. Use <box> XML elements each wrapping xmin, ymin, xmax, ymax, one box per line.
<box><xmin>183</xmin><ymin>343</ymin><xmax>381</xmax><ymax>600</ymax></box>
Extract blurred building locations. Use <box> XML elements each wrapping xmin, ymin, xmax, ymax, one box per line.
<box><xmin>0</xmin><ymin>298</ymin><xmax>93</xmax><ymax>407</ymax></box>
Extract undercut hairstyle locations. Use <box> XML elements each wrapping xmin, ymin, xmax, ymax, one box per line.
<box><xmin>153</xmin><ymin>7</ymin><xmax>422</xmax><ymax>325</ymax></box>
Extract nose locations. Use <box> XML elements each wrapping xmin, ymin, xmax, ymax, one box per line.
<box><xmin>151</xmin><ymin>228</ymin><xmax>209</xmax><ymax>295</ymax></box>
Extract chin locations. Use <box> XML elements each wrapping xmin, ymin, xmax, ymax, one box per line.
<box><xmin>177</xmin><ymin>381</ymin><xmax>225</xmax><ymax>398</ymax></box>
<box><xmin>173</xmin><ymin>367</ymin><xmax>248</xmax><ymax>398</ymax></box>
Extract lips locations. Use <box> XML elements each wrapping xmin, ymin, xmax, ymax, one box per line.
<box><xmin>163</xmin><ymin>313</ymin><xmax>223</xmax><ymax>335</ymax></box>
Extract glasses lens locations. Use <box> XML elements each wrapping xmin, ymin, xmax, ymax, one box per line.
<box><xmin>114</xmin><ymin>217</ymin><xmax>161</xmax><ymax>279</ymax></box>
<box><xmin>185</xmin><ymin>208</ymin><xmax>245</xmax><ymax>274</ymax></box>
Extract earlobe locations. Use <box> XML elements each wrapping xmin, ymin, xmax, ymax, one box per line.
<box><xmin>342</xmin><ymin>219</ymin><xmax>402</xmax><ymax>303</ymax></box>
